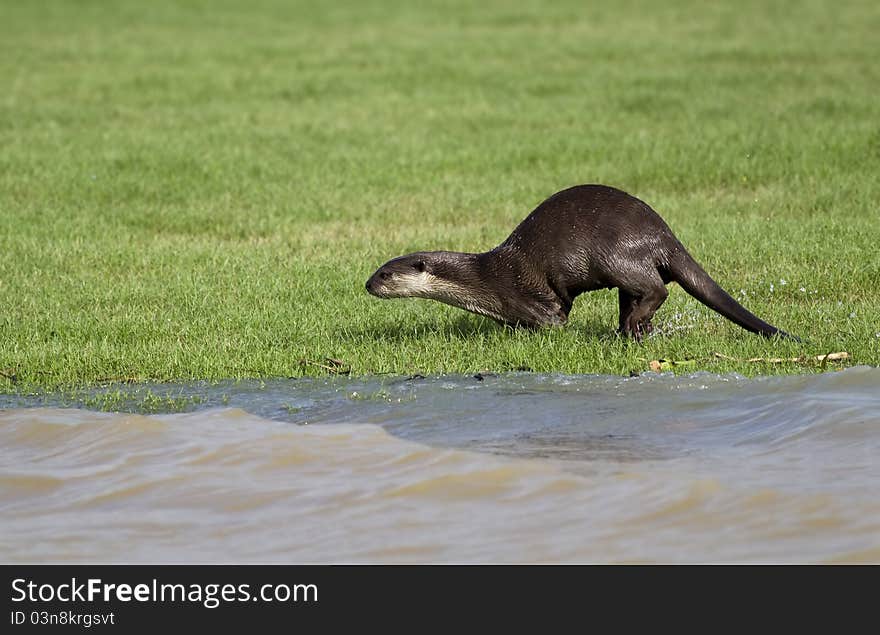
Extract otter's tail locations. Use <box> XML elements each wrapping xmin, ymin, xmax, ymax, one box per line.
<box><xmin>668</xmin><ymin>249</ymin><xmax>798</xmax><ymax>340</ymax></box>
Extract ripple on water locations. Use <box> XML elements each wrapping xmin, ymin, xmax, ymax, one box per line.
<box><xmin>1</xmin><ymin>367</ymin><xmax>879</xmax><ymax>562</ymax></box>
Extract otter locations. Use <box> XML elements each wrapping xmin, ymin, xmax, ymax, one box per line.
<box><xmin>365</xmin><ymin>184</ymin><xmax>796</xmax><ymax>340</ymax></box>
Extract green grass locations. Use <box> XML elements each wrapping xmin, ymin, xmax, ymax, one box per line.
<box><xmin>2</xmin><ymin>0</ymin><xmax>879</xmax><ymax>392</ymax></box>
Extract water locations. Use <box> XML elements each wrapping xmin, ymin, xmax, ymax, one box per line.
<box><xmin>2</xmin><ymin>367</ymin><xmax>879</xmax><ymax>563</ymax></box>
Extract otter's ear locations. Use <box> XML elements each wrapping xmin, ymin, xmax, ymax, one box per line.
<box><xmin>413</xmin><ymin>260</ymin><xmax>426</xmax><ymax>272</ymax></box>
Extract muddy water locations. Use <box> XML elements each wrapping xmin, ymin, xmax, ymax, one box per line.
<box><xmin>2</xmin><ymin>367</ymin><xmax>879</xmax><ymax>563</ymax></box>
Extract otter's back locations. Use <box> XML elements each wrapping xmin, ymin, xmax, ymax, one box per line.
<box><xmin>499</xmin><ymin>185</ymin><xmax>680</xmax><ymax>281</ymax></box>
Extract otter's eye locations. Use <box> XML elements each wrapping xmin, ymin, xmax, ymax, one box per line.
<box><xmin>413</xmin><ymin>261</ymin><xmax>426</xmax><ymax>272</ymax></box>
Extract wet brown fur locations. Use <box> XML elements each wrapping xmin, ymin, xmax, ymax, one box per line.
<box><xmin>366</xmin><ymin>184</ymin><xmax>795</xmax><ymax>340</ymax></box>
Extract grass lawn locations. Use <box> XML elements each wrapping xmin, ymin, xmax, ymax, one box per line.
<box><xmin>1</xmin><ymin>0</ymin><xmax>879</xmax><ymax>392</ymax></box>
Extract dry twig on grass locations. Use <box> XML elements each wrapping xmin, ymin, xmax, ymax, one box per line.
<box><xmin>647</xmin><ymin>351</ymin><xmax>850</xmax><ymax>372</ymax></box>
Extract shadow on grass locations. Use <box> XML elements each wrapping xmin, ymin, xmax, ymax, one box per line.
<box><xmin>348</xmin><ymin>314</ymin><xmax>613</xmax><ymax>343</ymax></box>
<box><xmin>349</xmin><ymin>315</ymin><xmax>500</xmax><ymax>342</ymax></box>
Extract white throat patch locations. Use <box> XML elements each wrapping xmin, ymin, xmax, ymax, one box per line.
<box><xmin>393</xmin><ymin>270</ymin><xmax>438</xmax><ymax>297</ymax></box>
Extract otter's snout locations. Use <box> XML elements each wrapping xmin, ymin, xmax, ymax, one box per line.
<box><xmin>365</xmin><ymin>278</ymin><xmax>379</xmax><ymax>296</ymax></box>
<box><xmin>365</xmin><ymin>269</ymin><xmax>388</xmax><ymax>298</ymax></box>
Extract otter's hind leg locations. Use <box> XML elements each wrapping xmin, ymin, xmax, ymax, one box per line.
<box><xmin>618</xmin><ymin>289</ymin><xmax>637</xmax><ymax>334</ymax></box>
<box><xmin>617</xmin><ymin>272</ymin><xmax>669</xmax><ymax>341</ymax></box>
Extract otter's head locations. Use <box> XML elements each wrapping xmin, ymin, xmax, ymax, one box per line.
<box><xmin>366</xmin><ymin>250</ymin><xmax>505</xmax><ymax>323</ymax></box>
<box><xmin>365</xmin><ymin>252</ymin><xmax>438</xmax><ymax>299</ymax></box>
